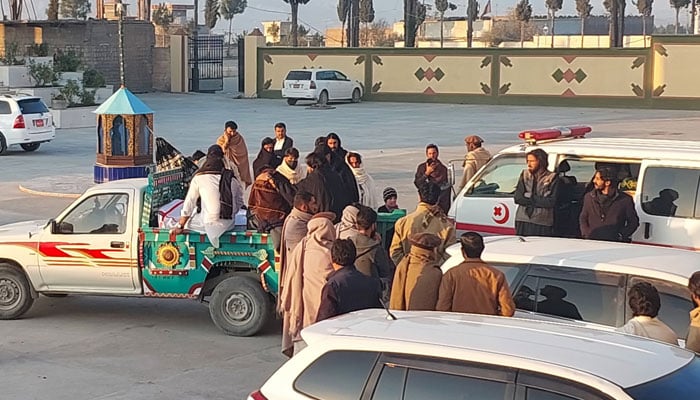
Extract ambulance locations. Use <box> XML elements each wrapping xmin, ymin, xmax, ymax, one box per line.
<box><xmin>448</xmin><ymin>126</ymin><xmax>700</xmax><ymax>251</ymax></box>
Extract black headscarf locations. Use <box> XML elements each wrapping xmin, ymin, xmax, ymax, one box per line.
<box><xmin>195</xmin><ymin>145</ymin><xmax>235</xmax><ymax>219</ymax></box>
<box><xmin>196</xmin><ymin>145</ymin><xmax>225</xmax><ymax>175</ymax></box>
<box><xmin>253</xmin><ymin>137</ymin><xmax>278</xmax><ymax>177</ymax></box>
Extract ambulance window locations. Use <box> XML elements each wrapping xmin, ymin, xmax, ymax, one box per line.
<box><xmin>641</xmin><ymin>167</ymin><xmax>700</xmax><ymax>219</ymax></box>
<box><xmin>465</xmin><ymin>155</ymin><xmax>525</xmax><ymax>197</ymax></box>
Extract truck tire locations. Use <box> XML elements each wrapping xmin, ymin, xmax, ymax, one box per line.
<box><xmin>209</xmin><ymin>276</ymin><xmax>271</xmax><ymax>337</ymax></box>
<box><xmin>0</xmin><ymin>263</ymin><xmax>34</xmax><ymax>319</ymax></box>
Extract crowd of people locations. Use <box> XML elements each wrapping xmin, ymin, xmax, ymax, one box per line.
<box><xmin>172</xmin><ymin>120</ymin><xmax>700</xmax><ymax>358</ymax></box>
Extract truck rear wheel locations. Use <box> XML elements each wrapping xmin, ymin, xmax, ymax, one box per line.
<box><xmin>209</xmin><ymin>276</ymin><xmax>271</xmax><ymax>337</ymax></box>
<box><xmin>0</xmin><ymin>263</ymin><xmax>34</xmax><ymax>319</ymax></box>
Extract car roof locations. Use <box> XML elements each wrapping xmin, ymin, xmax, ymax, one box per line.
<box><xmin>447</xmin><ymin>236</ymin><xmax>700</xmax><ymax>285</ymax></box>
<box><xmin>288</xmin><ymin>68</ymin><xmax>334</xmax><ymax>72</ymax></box>
<box><xmin>0</xmin><ymin>94</ymin><xmax>41</xmax><ymax>102</ymax></box>
<box><xmin>91</xmin><ymin>178</ymin><xmax>148</xmax><ymax>191</ymax></box>
<box><xmin>303</xmin><ymin>309</ymin><xmax>695</xmax><ymax>388</ymax></box>
<box><xmin>499</xmin><ymin>137</ymin><xmax>700</xmax><ymax>162</ymax></box>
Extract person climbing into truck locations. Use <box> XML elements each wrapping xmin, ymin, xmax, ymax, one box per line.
<box><xmin>172</xmin><ymin>145</ymin><xmax>245</xmax><ymax>248</ymax></box>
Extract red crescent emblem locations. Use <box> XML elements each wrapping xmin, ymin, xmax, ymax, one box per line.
<box><xmin>492</xmin><ymin>203</ymin><xmax>510</xmax><ymax>225</ymax></box>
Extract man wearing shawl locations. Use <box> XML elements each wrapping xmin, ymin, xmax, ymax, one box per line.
<box><xmin>390</xmin><ymin>182</ymin><xmax>456</xmax><ymax>266</ymax></box>
<box><xmin>276</xmin><ymin>147</ymin><xmax>306</xmax><ymax>184</ymax></box>
<box><xmin>279</xmin><ymin>212</ymin><xmax>336</xmax><ymax>357</ymax></box>
<box><xmin>252</xmin><ymin>137</ymin><xmax>279</xmax><ymax>177</ymax></box>
<box><xmin>346</xmin><ymin>152</ymin><xmax>380</xmax><ymax>209</ymax></box>
<box><xmin>216</xmin><ymin>120</ymin><xmax>252</xmax><ymax>188</ymax></box>
<box><xmin>173</xmin><ymin>145</ymin><xmax>245</xmax><ymax>248</ymax></box>
<box><xmin>335</xmin><ymin>204</ymin><xmax>361</xmax><ymax>239</ymax></box>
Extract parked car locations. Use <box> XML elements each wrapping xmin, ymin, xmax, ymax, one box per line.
<box><xmin>282</xmin><ymin>69</ymin><xmax>363</xmax><ymax>106</ymax></box>
<box><xmin>441</xmin><ymin>236</ymin><xmax>698</xmax><ymax>342</ymax></box>
<box><xmin>0</xmin><ymin>94</ymin><xmax>55</xmax><ymax>154</ymax></box>
<box><xmin>248</xmin><ymin>309</ymin><xmax>700</xmax><ymax>400</ymax></box>
<box><xmin>447</xmin><ymin>126</ymin><xmax>700</xmax><ymax>251</ymax></box>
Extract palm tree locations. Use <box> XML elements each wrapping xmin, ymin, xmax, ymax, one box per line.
<box><xmin>576</xmin><ymin>0</ymin><xmax>592</xmax><ymax>47</ymax></box>
<box><xmin>515</xmin><ymin>0</ymin><xmax>532</xmax><ymax>48</ymax></box>
<box><xmin>670</xmin><ymin>0</ymin><xmax>691</xmax><ymax>34</ymax></box>
<box><xmin>337</xmin><ymin>0</ymin><xmax>350</xmax><ymax>46</ymax></box>
<box><xmin>220</xmin><ymin>0</ymin><xmax>247</xmax><ymax>53</ymax></box>
<box><xmin>466</xmin><ymin>0</ymin><xmax>479</xmax><ymax>48</ymax></box>
<box><xmin>545</xmin><ymin>0</ymin><xmax>563</xmax><ymax>47</ymax></box>
<box><xmin>204</xmin><ymin>0</ymin><xmax>219</xmax><ymax>29</ymax></box>
<box><xmin>634</xmin><ymin>0</ymin><xmax>652</xmax><ymax>46</ymax></box>
<box><xmin>359</xmin><ymin>0</ymin><xmax>375</xmax><ymax>46</ymax></box>
<box><xmin>283</xmin><ymin>0</ymin><xmax>312</xmax><ymax>46</ymax></box>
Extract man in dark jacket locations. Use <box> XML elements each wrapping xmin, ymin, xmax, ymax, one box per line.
<box><xmin>297</xmin><ymin>152</ymin><xmax>348</xmax><ymax>222</ymax></box>
<box><xmin>414</xmin><ymin>144</ymin><xmax>451</xmax><ymax>214</ymax></box>
<box><xmin>318</xmin><ymin>139</ymin><xmax>359</xmax><ymax>204</ymax></box>
<box><xmin>350</xmin><ymin>206</ymin><xmax>395</xmax><ymax>303</ymax></box>
<box><xmin>514</xmin><ymin>149</ymin><xmax>559</xmax><ymax>237</ymax></box>
<box><xmin>316</xmin><ymin>239</ymin><xmax>383</xmax><ymax>322</ymax></box>
<box><xmin>579</xmin><ymin>167</ymin><xmax>639</xmax><ymax>242</ymax></box>
<box><xmin>273</xmin><ymin>122</ymin><xmax>294</xmax><ymax>162</ymax></box>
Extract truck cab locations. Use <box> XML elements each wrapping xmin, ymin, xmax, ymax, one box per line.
<box><xmin>0</xmin><ymin>167</ymin><xmax>278</xmax><ymax>336</ymax></box>
<box><xmin>449</xmin><ymin>127</ymin><xmax>700</xmax><ymax>251</ymax></box>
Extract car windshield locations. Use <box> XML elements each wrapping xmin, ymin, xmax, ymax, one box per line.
<box><xmin>624</xmin><ymin>356</ymin><xmax>700</xmax><ymax>399</ymax></box>
<box><xmin>18</xmin><ymin>99</ymin><xmax>49</xmax><ymax>114</ymax></box>
<box><xmin>285</xmin><ymin>71</ymin><xmax>312</xmax><ymax>81</ymax></box>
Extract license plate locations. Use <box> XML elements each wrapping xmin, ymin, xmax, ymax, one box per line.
<box><xmin>34</xmin><ymin>119</ymin><xmax>44</xmax><ymax>127</ymax></box>
<box><xmin>293</xmin><ymin>84</ymin><xmax>300</xmax><ymax>88</ymax></box>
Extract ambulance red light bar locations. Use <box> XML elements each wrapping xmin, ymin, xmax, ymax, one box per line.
<box><xmin>518</xmin><ymin>126</ymin><xmax>592</xmax><ymax>142</ymax></box>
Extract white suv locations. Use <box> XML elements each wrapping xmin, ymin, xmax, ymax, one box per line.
<box><xmin>282</xmin><ymin>69</ymin><xmax>363</xmax><ymax>106</ymax></box>
<box><xmin>249</xmin><ymin>309</ymin><xmax>700</xmax><ymax>400</ymax></box>
<box><xmin>0</xmin><ymin>95</ymin><xmax>55</xmax><ymax>154</ymax></box>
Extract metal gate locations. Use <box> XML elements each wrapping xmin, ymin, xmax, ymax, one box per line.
<box><xmin>237</xmin><ymin>36</ymin><xmax>245</xmax><ymax>93</ymax></box>
<box><xmin>189</xmin><ymin>35</ymin><xmax>224</xmax><ymax>92</ymax></box>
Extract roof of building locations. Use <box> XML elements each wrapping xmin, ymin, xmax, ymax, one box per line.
<box><xmin>446</xmin><ymin>236</ymin><xmax>700</xmax><ymax>284</ymax></box>
<box><xmin>302</xmin><ymin>309</ymin><xmax>695</xmax><ymax>389</ymax></box>
<box><xmin>94</xmin><ymin>87</ymin><xmax>154</xmax><ymax>115</ymax></box>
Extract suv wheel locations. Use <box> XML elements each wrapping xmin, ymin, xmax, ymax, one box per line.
<box><xmin>287</xmin><ymin>98</ymin><xmax>298</xmax><ymax>106</ymax></box>
<box><xmin>351</xmin><ymin>88</ymin><xmax>361</xmax><ymax>103</ymax></box>
<box><xmin>209</xmin><ymin>276</ymin><xmax>272</xmax><ymax>336</ymax></box>
<box><xmin>0</xmin><ymin>133</ymin><xmax>7</xmax><ymax>155</ymax></box>
<box><xmin>318</xmin><ymin>90</ymin><xmax>329</xmax><ymax>106</ymax></box>
<box><xmin>20</xmin><ymin>143</ymin><xmax>40</xmax><ymax>152</ymax></box>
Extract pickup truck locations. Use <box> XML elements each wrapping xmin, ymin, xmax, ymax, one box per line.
<box><xmin>0</xmin><ymin>166</ymin><xmax>278</xmax><ymax>336</ymax></box>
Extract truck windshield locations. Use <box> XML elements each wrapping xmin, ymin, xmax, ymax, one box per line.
<box><xmin>624</xmin><ymin>356</ymin><xmax>700</xmax><ymax>399</ymax></box>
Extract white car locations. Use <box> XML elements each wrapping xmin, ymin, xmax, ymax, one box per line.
<box><xmin>249</xmin><ymin>309</ymin><xmax>700</xmax><ymax>400</ymax></box>
<box><xmin>441</xmin><ymin>236</ymin><xmax>698</xmax><ymax>342</ymax></box>
<box><xmin>0</xmin><ymin>94</ymin><xmax>55</xmax><ymax>154</ymax></box>
<box><xmin>282</xmin><ymin>69</ymin><xmax>363</xmax><ymax>106</ymax></box>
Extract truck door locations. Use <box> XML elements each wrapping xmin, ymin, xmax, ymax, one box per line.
<box><xmin>635</xmin><ymin>161</ymin><xmax>700</xmax><ymax>250</ymax></box>
<box><xmin>453</xmin><ymin>154</ymin><xmax>525</xmax><ymax>235</ymax></box>
<box><xmin>38</xmin><ymin>191</ymin><xmax>138</xmax><ymax>292</ymax></box>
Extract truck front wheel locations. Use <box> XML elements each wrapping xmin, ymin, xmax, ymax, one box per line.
<box><xmin>0</xmin><ymin>263</ymin><xmax>34</xmax><ymax>319</ymax></box>
<box><xmin>209</xmin><ymin>276</ymin><xmax>272</xmax><ymax>337</ymax></box>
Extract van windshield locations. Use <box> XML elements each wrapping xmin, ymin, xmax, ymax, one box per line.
<box><xmin>624</xmin><ymin>356</ymin><xmax>700</xmax><ymax>400</ymax></box>
<box><xmin>285</xmin><ymin>71</ymin><xmax>312</xmax><ymax>81</ymax></box>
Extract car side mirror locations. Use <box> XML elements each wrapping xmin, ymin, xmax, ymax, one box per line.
<box><xmin>51</xmin><ymin>220</ymin><xmax>74</xmax><ymax>234</ymax></box>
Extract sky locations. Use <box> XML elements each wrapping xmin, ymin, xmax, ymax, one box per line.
<box><xmin>18</xmin><ymin>0</ymin><xmax>694</xmax><ymax>36</ymax></box>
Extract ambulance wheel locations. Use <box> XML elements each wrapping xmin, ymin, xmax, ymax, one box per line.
<box><xmin>209</xmin><ymin>276</ymin><xmax>271</xmax><ymax>337</ymax></box>
<box><xmin>0</xmin><ymin>263</ymin><xmax>34</xmax><ymax>319</ymax></box>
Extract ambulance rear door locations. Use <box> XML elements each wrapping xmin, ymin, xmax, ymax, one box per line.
<box><xmin>636</xmin><ymin>160</ymin><xmax>700</xmax><ymax>251</ymax></box>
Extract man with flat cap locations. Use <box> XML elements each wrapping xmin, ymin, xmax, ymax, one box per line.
<box><xmin>390</xmin><ymin>232</ymin><xmax>444</xmax><ymax>311</ymax></box>
<box><xmin>458</xmin><ymin>135</ymin><xmax>492</xmax><ymax>193</ymax></box>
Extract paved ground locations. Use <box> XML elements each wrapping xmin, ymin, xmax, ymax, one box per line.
<box><xmin>1</xmin><ymin>93</ymin><xmax>700</xmax><ymax>399</ymax></box>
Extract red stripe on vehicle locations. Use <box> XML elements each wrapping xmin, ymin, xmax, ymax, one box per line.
<box><xmin>455</xmin><ymin>222</ymin><xmax>516</xmax><ymax>235</ymax></box>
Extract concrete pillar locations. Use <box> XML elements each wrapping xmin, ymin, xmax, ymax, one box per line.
<box><xmin>244</xmin><ymin>28</ymin><xmax>266</xmax><ymax>98</ymax></box>
<box><xmin>695</xmin><ymin>5</ymin><xmax>700</xmax><ymax>35</ymax></box>
<box><xmin>170</xmin><ymin>35</ymin><xmax>188</xmax><ymax>93</ymax></box>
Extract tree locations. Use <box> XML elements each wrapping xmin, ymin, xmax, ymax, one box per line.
<box><xmin>360</xmin><ymin>19</ymin><xmax>400</xmax><ymax>46</ymax></box>
<box><xmin>204</xmin><ymin>0</ymin><xmax>219</xmax><ymax>30</ymax></box>
<box><xmin>47</xmin><ymin>0</ymin><xmax>59</xmax><ymax>20</ymax></box>
<box><xmin>337</xmin><ymin>0</ymin><xmax>350</xmax><ymax>46</ymax></box>
<box><xmin>515</xmin><ymin>0</ymin><xmax>533</xmax><ymax>48</ymax></box>
<box><xmin>359</xmin><ymin>0</ymin><xmax>375</xmax><ymax>46</ymax></box>
<box><xmin>545</xmin><ymin>0</ymin><xmax>563</xmax><ymax>47</ymax></box>
<box><xmin>466</xmin><ymin>0</ymin><xmax>479</xmax><ymax>48</ymax></box>
<box><xmin>60</xmin><ymin>0</ymin><xmax>90</xmax><ymax>19</ymax></box>
<box><xmin>435</xmin><ymin>0</ymin><xmax>457</xmax><ymax>47</ymax></box>
<box><xmin>482</xmin><ymin>11</ymin><xmax>537</xmax><ymax>46</ymax></box>
<box><xmin>635</xmin><ymin>0</ymin><xmax>652</xmax><ymax>46</ymax></box>
<box><xmin>297</xmin><ymin>24</ymin><xmax>310</xmax><ymax>45</ymax></box>
<box><xmin>576</xmin><ymin>0</ymin><xmax>592</xmax><ymax>47</ymax></box>
<box><xmin>220</xmin><ymin>0</ymin><xmax>247</xmax><ymax>53</ymax></box>
<box><xmin>404</xmin><ymin>0</ymin><xmax>425</xmax><ymax>47</ymax></box>
<box><xmin>267</xmin><ymin>22</ymin><xmax>280</xmax><ymax>43</ymax></box>
<box><xmin>348</xmin><ymin>0</ymin><xmax>360</xmax><ymax>47</ymax></box>
<box><xmin>152</xmin><ymin>3</ymin><xmax>174</xmax><ymax>29</ymax></box>
<box><xmin>670</xmin><ymin>0</ymin><xmax>690</xmax><ymax>34</ymax></box>
<box><xmin>283</xmin><ymin>0</ymin><xmax>312</xmax><ymax>47</ymax></box>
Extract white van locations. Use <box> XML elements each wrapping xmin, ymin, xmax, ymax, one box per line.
<box><xmin>448</xmin><ymin>127</ymin><xmax>700</xmax><ymax>251</ymax></box>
